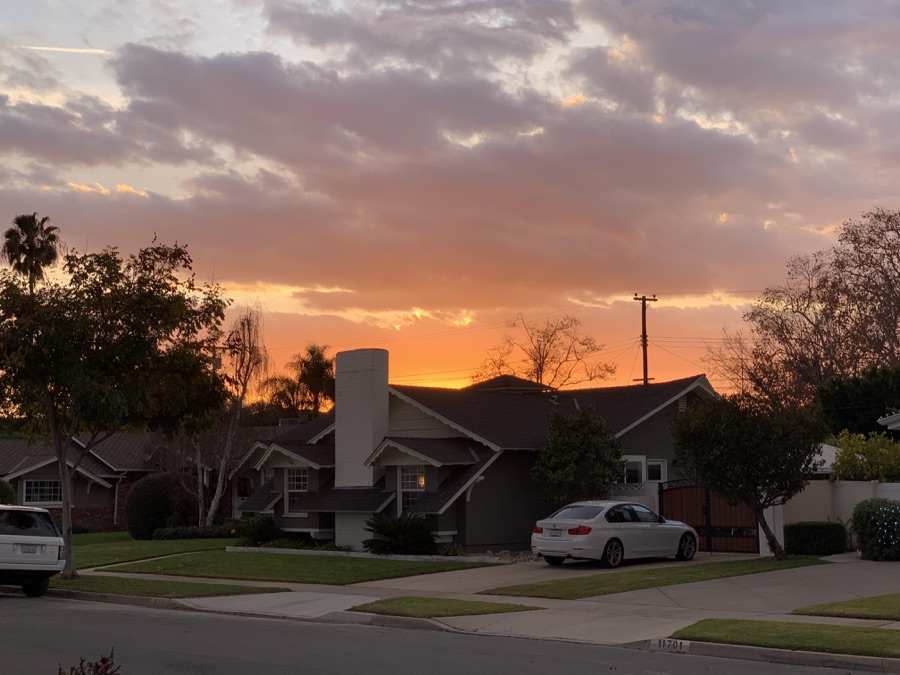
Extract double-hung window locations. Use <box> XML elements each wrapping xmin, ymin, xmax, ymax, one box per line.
<box><xmin>286</xmin><ymin>467</ymin><xmax>308</xmax><ymax>513</ymax></box>
<box><xmin>400</xmin><ymin>465</ymin><xmax>425</xmax><ymax>511</ymax></box>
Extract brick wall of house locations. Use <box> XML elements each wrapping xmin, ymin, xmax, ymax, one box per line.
<box><xmin>46</xmin><ymin>506</ymin><xmax>116</xmax><ymax>532</ymax></box>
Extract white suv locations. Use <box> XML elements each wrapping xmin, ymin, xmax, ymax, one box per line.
<box><xmin>0</xmin><ymin>505</ymin><xmax>65</xmax><ymax>597</ymax></box>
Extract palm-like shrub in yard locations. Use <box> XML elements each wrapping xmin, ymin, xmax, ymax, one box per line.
<box><xmin>363</xmin><ymin>512</ymin><xmax>438</xmax><ymax>555</ymax></box>
<box><xmin>125</xmin><ymin>473</ymin><xmax>191</xmax><ymax>540</ymax></box>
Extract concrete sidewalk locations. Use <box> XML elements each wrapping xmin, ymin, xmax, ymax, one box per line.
<box><xmin>74</xmin><ymin>552</ymin><xmax>900</xmax><ymax>672</ymax></box>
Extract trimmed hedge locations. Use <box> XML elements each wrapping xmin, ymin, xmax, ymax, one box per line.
<box><xmin>784</xmin><ymin>521</ymin><xmax>846</xmax><ymax>555</ymax></box>
<box><xmin>234</xmin><ymin>517</ymin><xmax>283</xmax><ymax>547</ymax></box>
<box><xmin>151</xmin><ymin>525</ymin><xmax>236</xmax><ymax>540</ymax></box>
<box><xmin>852</xmin><ymin>498</ymin><xmax>900</xmax><ymax>561</ymax></box>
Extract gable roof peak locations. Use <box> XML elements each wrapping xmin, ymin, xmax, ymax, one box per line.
<box><xmin>464</xmin><ymin>375</ymin><xmax>555</xmax><ymax>393</ymax></box>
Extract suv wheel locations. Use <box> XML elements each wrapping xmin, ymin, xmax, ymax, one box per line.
<box><xmin>22</xmin><ymin>577</ymin><xmax>50</xmax><ymax>597</ymax></box>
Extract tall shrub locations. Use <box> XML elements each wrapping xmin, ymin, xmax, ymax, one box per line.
<box><xmin>125</xmin><ymin>473</ymin><xmax>190</xmax><ymax>540</ymax></box>
<box><xmin>852</xmin><ymin>498</ymin><xmax>900</xmax><ymax>560</ymax></box>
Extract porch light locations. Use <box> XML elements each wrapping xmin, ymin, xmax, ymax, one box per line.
<box><xmin>417</xmin><ymin>474</ymin><xmax>426</xmax><ymax>489</ymax></box>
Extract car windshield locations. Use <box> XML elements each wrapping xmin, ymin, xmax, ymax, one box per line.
<box><xmin>0</xmin><ymin>510</ymin><xmax>61</xmax><ymax>537</ymax></box>
<box><xmin>550</xmin><ymin>505</ymin><xmax>604</xmax><ymax>520</ymax></box>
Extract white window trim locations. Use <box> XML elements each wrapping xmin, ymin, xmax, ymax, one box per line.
<box><xmin>398</xmin><ymin>465</ymin><xmax>426</xmax><ymax>515</ymax></box>
<box><xmin>621</xmin><ymin>455</ymin><xmax>646</xmax><ymax>484</ymax></box>
<box><xmin>285</xmin><ymin>467</ymin><xmax>308</xmax><ymax>514</ymax></box>
<box><xmin>23</xmin><ymin>479</ymin><xmax>63</xmax><ymax>506</ymax></box>
<box><xmin>647</xmin><ymin>459</ymin><xmax>667</xmax><ymax>482</ymax></box>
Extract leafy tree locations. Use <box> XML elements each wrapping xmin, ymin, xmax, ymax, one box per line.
<box><xmin>0</xmin><ymin>478</ymin><xmax>15</xmax><ymax>504</ymax></box>
<box><xmin>706</xmin><ymin>208</ymin><xmax>900</xmax><ymax>405</ymax></box>
<box><xmin>816</xmin><ymin>365</ymin><xmax>900</xmax><ymax>436</ymax></box>
<box><xmin>475</xmin><ymin>314</ymin><xmax>615</xmax><ymax>389</ymax></box>
<box><xmin>530</xmin><ymin>404</ymin><xmax>622</xmax><ymax>507</ymax></box>
<box><xmin>671</xmin><ymin>395</ymin><xmax>828</xmax><ymax>559</ymax></box>
<box><xmin>1</xmin><ymin>212</ymin><xmax>60</xmax><ymax>293</ymax></box>
<box><xmin>0</xmin><ymin>237</ymin><xmax>228</xmax><ymax>577</ymax></box>
<box><xmin>830</xmin><ymin>430</ymin><xmax>900</xmax><ymax>482</ymax></box>
<box><xmin>262</xmin><ymin>343</ymin><xmax>334</xmax><ymax>417</ymax></box>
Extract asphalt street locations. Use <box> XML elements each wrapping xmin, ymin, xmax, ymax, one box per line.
<box><xmin>0</xmin><ymin>595</ymin><xmax>875</xmax><ymax>675</ymax></box>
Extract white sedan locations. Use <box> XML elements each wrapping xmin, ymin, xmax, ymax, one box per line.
<box><xmin>531</xmin><ymin>500</ymin><xmax>698</xmax><ymax>567</ymax></box>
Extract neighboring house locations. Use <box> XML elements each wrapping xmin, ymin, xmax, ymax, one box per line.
<box><xmin>878</xmin><ymin>411</ymin><xmax>900</xmax><ymax>431</ymax></box>
<box><xmin>0</xmin><ymin>432</ymin><xmax>164</xmax><ymax>530</ymax></box>
<box><xmin>234</xmin><ymin>348</ymin><xmax>718</xmax><ymax>551</ymax></box>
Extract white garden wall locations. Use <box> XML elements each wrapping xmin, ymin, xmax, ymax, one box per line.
<box><xmin>783</xmin><ymin>480</ymin><xmax>900</xmax><ymax>525</ymax></box>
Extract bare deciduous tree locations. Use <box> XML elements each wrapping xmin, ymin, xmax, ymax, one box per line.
<box><xmin>205</xmin><ymin>305</ymin><xmax>269</xmax><ymax>525</ymax></box>
<box><xmin>474</xmin><ymin>314</ymin><xmax>615</xmax><ymax>389</ymax></box>
<box><xmin>706</xmin><ymin>209</ymin><xmax>900</xmax><ymax>405</ymax></box>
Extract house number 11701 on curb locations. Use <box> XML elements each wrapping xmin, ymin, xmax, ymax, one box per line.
<box><xmin>651</xmin><ymin>638</ymin><xmax>690</xmax><ymax>653</ymax></box>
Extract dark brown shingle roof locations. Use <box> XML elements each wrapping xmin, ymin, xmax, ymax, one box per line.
<box><xmin>377</xmin><ymin>437</ymin><xmax>478</xmax><ymax>466</ymax></box>
<box><xmin>391</xmin><ymin>375</ymin><xmax>711</xmax><ymax>449</ymax></box>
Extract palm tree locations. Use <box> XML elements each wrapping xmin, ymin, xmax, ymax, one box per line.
<box><xmin>295</xmin><ymin>343</ymin><xmax>335</xmax><ymax>416</ymax></box>
<box><xmin>1</xmin><ymin>212</ymin><xmax>60</xmax><ymax>292</ymax></box>
<box><xmin>261</xmin><ymin>343</ymin><xmax>335</xmax><ymax>417</ymax></box>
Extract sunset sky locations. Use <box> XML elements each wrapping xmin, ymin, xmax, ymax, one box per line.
<box><xmin>2</xmin><ymin>1</ymin><xmax>898</xmax><ymax>392</ymax></box>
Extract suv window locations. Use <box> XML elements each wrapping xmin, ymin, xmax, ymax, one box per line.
<box><xmin>0</xmin><ymin>510</ymin><xmax>61</xmax><ymax>537</ymax></box>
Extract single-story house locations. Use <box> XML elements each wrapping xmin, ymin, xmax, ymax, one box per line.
<box><xmin>234</xmin><ymin>348</ymin><xmax>718</xmax><ymax>551</ymax></box>
<box><xmin>0</xmin><ymin>432</ymin><xmax>165</xmax><ymax>530</ymax></box>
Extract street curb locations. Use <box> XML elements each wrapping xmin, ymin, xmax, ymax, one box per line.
<box><xmin>42</xmin><ymin>589</ymin><xmax>456</xmax><ymax>633</ymax></box>
<box><xmin>636</xmin><ymin>638</ymin><xmax>900</xmax><ymax>673</ymax></box>
<box><xmin>45</xmin><ymin>588</ymin><xmax>181</xmax><ymax>610</ymax></box>
<box><xmin>225</xmin><ymin>546</ymin><xmax>509</xmax><ymax>564</ymax></box>
<box><xmin>323</xmin><ymin>610</ymin><xmax>455</xmax><ymax>632</ymax></box>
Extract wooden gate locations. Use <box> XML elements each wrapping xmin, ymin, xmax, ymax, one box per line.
<box><xmin>658</xmin><ymin>479</ymin><xmax>759</xmax><ymax>553</ymax></box>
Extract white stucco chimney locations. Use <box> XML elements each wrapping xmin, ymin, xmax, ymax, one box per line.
<box><xmin>334</xmin><ymin>348</ymin><xmax>389</xmax><ymax>487</ymax></box>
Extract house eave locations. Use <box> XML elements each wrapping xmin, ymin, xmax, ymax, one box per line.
<box><xmin>388</xmin><ymin>387</ymin><xmax>502</xmax><ymax>452</ymax></box>
<box><xmin>615</xmin><ymin>375</ymin><xmax>717</xmax><ymax>437</ymax></box>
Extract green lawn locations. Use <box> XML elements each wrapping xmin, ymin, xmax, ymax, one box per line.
<box><xmin>483</xmin><ymin>557</ymin><xmax>825</xmax><ymax>600</ymax></box>
<box><xmin>73</xmin><ymin>531</ymin><xmax>239</xmax><ymax>569</ymax></box>
<box><xmin>794</xmin><ymin>593</ymin><xmax>900</xmax><ymax>621</ymax></box>
<box><xmin>106</xmin><ymin>550</ymin><xmax>488</xmax><ymax>585</ymax></box>
<box><xmin>51</xmin><ymin>574</ymin><xmax>289</xmax><ymax>598</ymax></box>
<box><xmin>351</xmin><ymin>596</ymin><xmax>541</xmax><ymax>619</ymax></box>
<box><xmin>673</xmin><ymin>618</ymin><xmax>900</xmax><ymax>659</ymax></box>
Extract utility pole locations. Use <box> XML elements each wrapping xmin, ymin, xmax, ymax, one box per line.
<box><xmin>633</xmin><ymin>293</ymin><xmax>657</xmax><ymax>385</ymax></box>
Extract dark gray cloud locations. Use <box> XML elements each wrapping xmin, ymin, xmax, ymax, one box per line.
<box><xmin>3</xmin><ymin>0</ymin><xmax>898</xmax><ymax>331</ymax></box>
<box><xmin>265</xmin><ymin>0</ymin><xmax>576</xmax><ymax>75</ymax></box>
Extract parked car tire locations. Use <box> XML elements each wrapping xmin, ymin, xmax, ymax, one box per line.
<box><xmin>676</xmin><ymin>533</ymin><xmax>697</xmax><ymax>561</ymax></box>
<box><xmin>601</xmin><ymin>538</ymin><xmax>624</xmax><ymax>568</ymax></box>
<box><xmin>22</xmin><ymin>577</ymin><xmax>50</xmax><ymax>598</ymax></box>
<box><xmin>543</xmin><ymin>555</ymin><xmax>565</xmax><ymax>566</ymax></box>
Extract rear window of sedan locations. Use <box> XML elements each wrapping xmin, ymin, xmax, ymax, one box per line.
<box><xmin>0</xmin><ymin>510</ymin><xmax>61</xmax><ymax>537</ymax></box>
<box><xmin>550</xmin><ymin>505</ymin><xmax>605</xmax><ymax>520</ymax></box>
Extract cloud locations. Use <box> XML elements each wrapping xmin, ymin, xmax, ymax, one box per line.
<box><xmin>4</xmin><ymin>0</ymin><xmax>899</xmax><ymax>349</ymax></box>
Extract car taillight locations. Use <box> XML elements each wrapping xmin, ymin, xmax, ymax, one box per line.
<box><xmin>567</xmin><ymin>525</ymin><xmax>592</xmax><ymax>535</ymax></box>
<box><xmin>532</xmin><ymin>525</ymin><xmax>544</xmax><ymax>534</ymax></box>
<box><xmin>58</xmin><ymin>546</ymin><xmax>65</xmax><ymax>561</ymax></box>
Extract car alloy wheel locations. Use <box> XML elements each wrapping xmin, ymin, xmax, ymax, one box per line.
<box><xmin>602</xmin><ymin>539</ymin><xmax>623</xmax><ymax>568</ymax></box>
<box><xmin>676</xmin><ymin>533</ymin><xmax>697</xmax><ymax>561</ymax></box>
